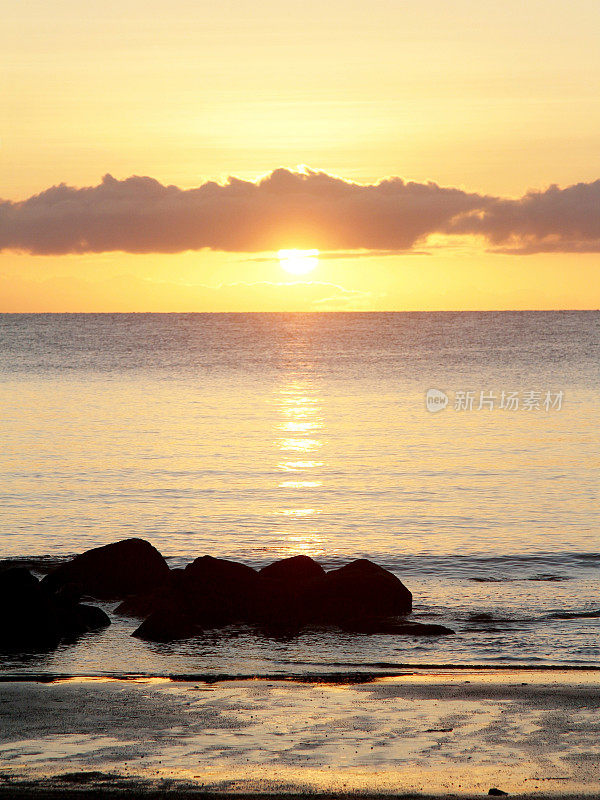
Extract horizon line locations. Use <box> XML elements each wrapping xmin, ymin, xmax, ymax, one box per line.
<box><xmin>1</xmin><ymin>308</ymin><xmax>598</xmax><ymax>315</ymax></box>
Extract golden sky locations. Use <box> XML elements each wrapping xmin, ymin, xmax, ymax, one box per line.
<box><xmin>2</xmin><ymin>0</ymin><xmax>599</xmax><ymax>311</ymax></box>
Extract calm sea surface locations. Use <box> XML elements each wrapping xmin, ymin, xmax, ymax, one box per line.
<box><xmin>0</xmin><ymin>312</ymin><xmax>598</xmax><ymax>675</ymax></box>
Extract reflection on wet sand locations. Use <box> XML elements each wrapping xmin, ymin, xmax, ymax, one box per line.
<box><xmin>1</xmin><ymin>672</ymin><xmax>598</xmax><ymax>796</ymax></box>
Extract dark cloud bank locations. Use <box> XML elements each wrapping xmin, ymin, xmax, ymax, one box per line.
<box><xmin>1</xmin><ymin>169</ymin><xmax>599</xmax><ymax>256</ymax></box>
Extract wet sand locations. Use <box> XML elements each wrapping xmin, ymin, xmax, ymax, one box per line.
<box><xmin>0</xmin><ymin>670</ymin><xmax>599</xmax><ymax>798</ymax></box>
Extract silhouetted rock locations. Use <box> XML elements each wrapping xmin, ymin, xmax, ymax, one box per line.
<box><xmin>259</xmin><ymin>555</ymin><xmax>325</xmax><ymax>583</ymax></box>
<box><xmin>0</xmin><ymin>567</ymin><xmax>61</xmax><ymax>650</ymax></box>
<box><xmin>115</xmin><ymin>569</ymin><xmax>185</xmax><ymax>618</ymax></box>
<box><xmin>65</xmin><ymin>604</ymin><xmax>111</xmax><ymax>634</ymax></box>
<box><xmin>42</xmin><ymin>538</ymin><xmax>169</xmax><ymax>600</ymax></box>
<box><xmin>317</xmin><ymin>559</ymin><xmax>412</xmax><ymax>624</ymax></box>
<box><xmin>488</xmin><ymin>789</ymin><xmax>509</xmax><ymax>796</ymax></box>
<box><xmin>340</xmin><ymin>617</ymin><xmax>454</xmax><ymax>635</ymax></box>
<box><xmin>182</xmin><ymin>556</ymin><xmax>259</xmax><ymax>625</ymax></box>
<box><xmin>0</xmin><ymin>565</ymin><xmax>40</xmax><ymax>599</ymax></box>
<box><xmin>132</xmin><ymin>605</ymin><xmax>199</xmax><ymax>643</ymax></box>
<box><xmin>114</xmin><ymin>591</ymin><xmax>160</xmax><ymax>619</ymax></box>
<box><xmin>129</xmin><ymin>557</ymin><xmax>260</xmax><ymax>641</ymax></box>
<box><xmin>0</xmin><ymin>567</ymin><xmax>110</xmax><ymax>651</ymax></box>
<box><xmin>256</xmin><ymin>555</ymin><xmax>326</xmax><ymax>630</ymax></box>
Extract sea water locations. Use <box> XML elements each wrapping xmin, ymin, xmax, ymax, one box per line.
<box><xmin>0</xmin><ymin>311</ymin><xmax>598</xmax><ymax>675</ymax></box>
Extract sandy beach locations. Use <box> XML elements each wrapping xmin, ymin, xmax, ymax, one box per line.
<box><xmin>1</xmin><ymin>669</ymin><xmax>599</xmax><ymax>798</ymax></box>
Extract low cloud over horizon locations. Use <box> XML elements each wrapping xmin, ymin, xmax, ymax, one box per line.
<box><xmin>1</xmin><ymin>168</ymin><xmax>599</xmax><ymax>257</ymax></box>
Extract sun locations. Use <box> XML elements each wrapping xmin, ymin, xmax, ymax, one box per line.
<box><xmin>278</xmin><ymin>249</ymin><xmax>319</xmax><ymax>276</ymax></box>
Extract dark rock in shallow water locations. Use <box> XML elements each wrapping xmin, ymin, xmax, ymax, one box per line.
<box><xmin>256</xmin><ymin>555</ymin><xmax>326</xmax><ymax>630</ymax></box>
<box><xmin>41</xmin><ymin>538</ymin><xmax>169</xmax><ymax>601</ymax></box>
<box><xmin>114</xmin><ymin>591</ymin><xmax>161</xmax><ymax>619</ymax></box>
<box><xmin>115</xmin><ymin>569</ymin><xmax>185</xmax><ymax>619</ymax></box>
<box><xmin>128</xmin><ymin>554</ymin><xmax>420</xmax><ymax>642</ymax></box>
<box><xmin>317</xmin><ymin>559</ymin><xmax>412</xmax><ymax>624</ymax></box>
<box><xmin>182</xmin><ymin>556</ymin><xmax>259</xmax><ymax>625</ymax></box>
<box><xmin>132</xmin><ymin>605</ymin><xmax>199</xmax><ymax>643</ymax></box>
<box><xmin>0</xmin><ymin>567</ymin><xmax>61</xmax><ymax>650</ymax></box>
<box><xmin>132</xmin><ymin>557</ymin><xmax>323</xmax><ymax>641</ymax></box>
<box><xmin>129</xmin><ymin>557</ymin><xmax>259</xmax><ymax>641</ymax></box>
<box><xmin>68</xmin><ymin>604</ymin><xmax>111</xmax><ymax>634</ymax></box>
<box><xmin>0</xmin><ymin>567</ymin><xmax>110</xmax><ymax>651</ymax></box>
<box><xmin>259</xmin><ymin>554</ymin><xmax>325</xmax><ymax>583</ymax></box>
<box><xmin>0</xmin><ymin>565</ymin><xmax>40</xmax><ymax>599</ymax></box>
<box><xmin>255</xmin><ymin>557</ymin><xmax>414</xmax><ymax>634</ymax></box>
<box><xmin>340</xmin><ymin>617</ymin><xmax>454</xmax><ymax>636</ymax></box>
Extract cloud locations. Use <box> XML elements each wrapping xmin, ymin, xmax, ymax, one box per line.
<box><xmin>1</xmin><ymin>169</ymin><xmax>599</xmax><ymax>256</ymax></box>
<box><xmin>248</xmin><ymin>249</ymin><xmax>431</xmax><ymax>261</ymax></box>
<box><xmin>447</xmin><ymin>180</ymin><xmax>600</xmax><ymax>254</ymax></box>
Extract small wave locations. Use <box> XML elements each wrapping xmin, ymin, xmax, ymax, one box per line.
<box><xmin>382</xmin><ymin>551</ymin><xmax>600</xmax><ymax>579</ymax></box>
<box><xmin>549</xmin><ymin>610</ymin><xmax>600</xmax><ymax>620</ymax></box>
<box><xmin>462</xmin><ymin>612</ymin><xmax>540</xmax><ymax>626</ymax></box>
<box><xmin>2</xmin><ymin>663</ymin><xmax>600</xmax><ymax>684</ymax></box>
<box><xmin>5</xmin><ymin>550</ymin><xmax>600</xmax><ymax>582</ymax></box>
<box><xmin>462</xmin><ymin>626</ymin><xmax>511</xmax><ymax>633</ymax></box>
<box><xmin>470</xmin><ymin>573</ymin><xmax>572</xmax><ymax>583</ymax></box>
<box><xmin>0</xmin><ymin>555</ymin><xmax>72</xmax><ymax>575</ymax></box>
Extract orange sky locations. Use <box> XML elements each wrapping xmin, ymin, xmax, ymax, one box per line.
<box><xmin>2</xmin><ymin>0</ymin><xmax>599</xmax><ymax>311</ymax></box>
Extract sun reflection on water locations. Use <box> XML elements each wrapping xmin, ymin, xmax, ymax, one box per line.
<box><xmin>278</xmin><ymin>508</ymin><xmax>319</xmax><ymax>516</ymax></box>
<box><xmin>278</xmin><ymin>438</ymin><xmax>322</xmax><ymax>452</ymax></box>
<box><xmin>277</xmin><ymin>460</ymin><xmax>323</xmax><ymax>472</ymax></box>
<box><xmin>278</xmin><ymin>480</ymin><xmax>323</xmax><ymax>488</ymax></box>
<box><xmin>278</xmin><ymin>421</ymin><xmax>321</xmax><ymax>433</ymax></box>
<box><xmin>274</xmin><ymin>379</ymin><xmax>326</xmax><ymax>552</ymax></box>
<box><xmin>284</xmin><ymin>532</ymin><xmax>328</xmax><ymax>558</ymax></box>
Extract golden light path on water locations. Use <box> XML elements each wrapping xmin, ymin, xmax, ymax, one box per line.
<box><xmin>273</xmin><ymin>379</ymin><xmax>327</xmax><ymax>557</ymax></box>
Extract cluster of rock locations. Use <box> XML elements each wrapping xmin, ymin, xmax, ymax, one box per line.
<box><xmin>1</xmin><ymin>538</ymin><xmax>454</xmax><ymax>650</ymax></box>
<box><xmin>0</xmin><ymin>538</ymin><xmax>165</xmax><ymax>652</ymax></box>
<box><xmin>0</xmin><ymin>567</ymin><xmax>110</xmax><ymax>651</ymax></box>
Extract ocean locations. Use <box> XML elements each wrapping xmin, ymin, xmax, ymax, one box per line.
<box><xmin>0</xmin><ymin>311</ymin><xmax>598</xmax><ymax>676</ymax></box>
